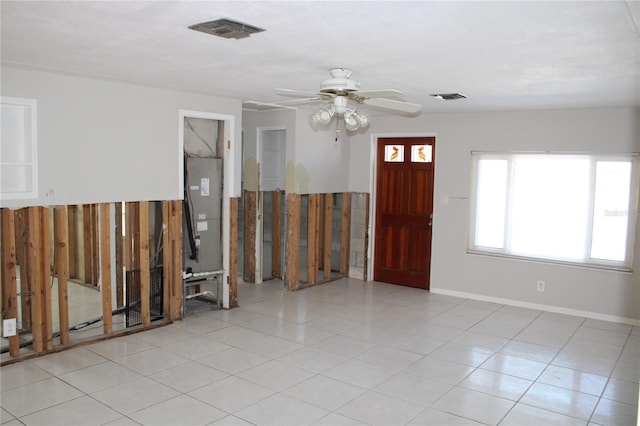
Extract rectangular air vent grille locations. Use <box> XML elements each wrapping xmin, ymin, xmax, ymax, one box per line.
<box><xmin>189</xmin><ymin>18</ymin><xmax>265</xmax><ymax>39</ymax></box>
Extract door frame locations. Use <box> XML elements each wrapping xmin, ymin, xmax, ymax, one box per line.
<box><xmin>179</xmin><ymin>109</ymin><xmax>236</xmax><ymax>308</ymax></box>
<box><xmin>367</xmin><ymin>132</ymin><xmax>437</xmax><ymax>282</ymax></box>
<box><xmin>255</xmin><ymin>126</ymin><xmax>287</xmax><ymax>284</ymax></box>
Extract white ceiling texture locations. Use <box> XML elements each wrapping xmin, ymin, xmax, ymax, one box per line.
<box><xmin>1</xmin><ymin>1</ymin><xmax>639</xmax><ymax>114</ymax></box>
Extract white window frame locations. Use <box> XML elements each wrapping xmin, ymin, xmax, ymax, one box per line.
<box><xmin>469</xmin><ymin>152</ymin><xmax>639</xmax><ymax>272</ymax></box>
<box><xmin>1</xmin><ymin>97</ymin><xmax>38</xmax><ymax>200</ymax></box>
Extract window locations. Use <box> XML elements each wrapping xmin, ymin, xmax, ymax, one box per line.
<box><xmin>470</xmin><ymin>152</ymin><xmax>638</xmax><ymax>270</ymax></box>
<box><xmin>1</xmin><ymin>97</ymin><xmax>38</xmax><ymax>200</ymax></box>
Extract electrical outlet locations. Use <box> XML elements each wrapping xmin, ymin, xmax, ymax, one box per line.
<box><xmin>537</xmin><ymin>280</ymin><xmax>546</xmax><ymax>292</ymax></box>
<box><xmin>3</xmin><ymin>318</ymin><xmax>17</xmax><ymax>337</ymax></box>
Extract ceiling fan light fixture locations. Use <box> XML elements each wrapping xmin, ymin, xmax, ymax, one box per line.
<box><xmin>312</xmin><ymin>105</ymin><xmax>335</xmax><ymax>126</ymax></box>
<box><xmin>352</xmin><ymin>110</ymin><xmax>369</xmax><ymax>128</ymax></box>
<box><xmin>344</xmin><ymin>112</ymin><xmax>360</xmax><ymax>131</ymax></box>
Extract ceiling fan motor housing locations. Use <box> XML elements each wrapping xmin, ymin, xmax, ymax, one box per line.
<box><xmin>320</xmin><ymin>68</ymin><xmax>360</xmax><ymax>94</ymax></box>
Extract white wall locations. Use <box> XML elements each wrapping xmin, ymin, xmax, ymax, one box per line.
<box><xmin>1</xmin><ymin>65</ymin><xmax>243</xmax><ymax>208</ymax></box>
<box><xmin>242</xmin><ymin>107</ymin><xmax>351</xmax><ymax>194</ymax></box>
<box><xmin>350</xmin><ymin>107</ymin><xmax>640</xmax><ymax>321</ymax></box>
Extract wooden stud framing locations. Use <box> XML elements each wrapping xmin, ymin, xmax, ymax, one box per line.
<box><xmin>99</xmin><ymin>203</ymin><xmax>113</xmax><ymax>335</ymax></box>
<box><xmin>285</xmin><ymin>193</ymin><xmax>301</xmax><ymax>290</ymax></box>
<box><xmin>67</xmin><ymin>205</ymin><xmax>78</xmax><ymax>279</ymax></box>
<box><xmin>170</xmin><ymin>200</ymin><xmax>183</xmax><ymax>319</ymax></box>
<box><xmin>53</xmin><ymin>206</ymin><xmax>70</xmax><ymax>346</ymax></box>
<box><xmin>229</xmin><ymin>197</ymin><xmax>239</xmax><ymax>308</ymax></box>
<box><xmin>324</xmin><ymin>193</ymin><xmax>333</xmax><ymax>280</ymax></box>
<box><xmin>243</xmin><ymin>190</ymin><xmax>257</xmax><ymax>283</ymax></box>
<box><xmin>138</xmin><ymin>201</ymin><xmax>151</xmax><ymax>326</ymax></box>
<box><xmin>306</xmin><ymin>194</ymin><xmax>320</xmax><ymax>284</ymax></box>
<box><xmin>115</xmin><ymin>202</ymin><xmax>124</xmax><ymax>308</ymax></box>
<box><xmin>271</xmin><ymin>191</ymin><xmax>282</xmax><ymax>279</ymax></box>
<box><xmin>340</xmin><ymin>193</ymin><xmax>351</xmax><ymax>276</ymax></box>
<box><xmin>16</xmin><ymin>209</ymin><xmax>32</xmax><ymax>331</ymax></box>
<box><xmin>161</xmin><ymin>200</ymin><xmax>183</xmax><ymax>321</ymax></box>
<box><xmin>1</xmin><ymin>209</ymin><xmax>20</xmax><ymax>357</ymax></box>
<box><xmin>90</xmin><ymin>204</ymin><xmax>100</xmax><ymax>285</ymax></box>
<box><xmin>39</xmin><ymin>207</ymin><xmax>53</xmax><ymax>351</ymax></box>
<box><xmin>27</xmin><ymin>207</ymin><xmax>44</xmax><ymax>352</ymax></box>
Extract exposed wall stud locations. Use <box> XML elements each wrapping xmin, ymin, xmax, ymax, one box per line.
<box><xmin>285</xmin><ymin>193</ymin><xmax>301</xmax><ymax>290</ymax></box>
<box><xmin>53</xmin><ymin>206</ymin><xmax>70</xmax><ymax>345</ymax></box>
<box><xmin>1</xmin><ymin>208</ymin><xmax>20</xmax><ymax>356</ymax></box>
<box><xmin>100</xmin><ymin>203</ymin><xmax>113</xmax><ymax>335</ymax></box>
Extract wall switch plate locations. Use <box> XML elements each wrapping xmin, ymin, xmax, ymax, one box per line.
<box><xmin>537</xmin><ymin>280</ymin><xmax>546</xmax><ymax>292</ymax></box>
<box><xmin>3</xmin><ymin>318</ymin><xmax>17</xmax><ymax>337</ymax></box>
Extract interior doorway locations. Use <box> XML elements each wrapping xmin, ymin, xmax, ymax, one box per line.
<box><xmin>373</xmin><ymin>136</ymin><xmax>436</xmax><ymax>289</ymax></box>
<box><xmin>258</xmin><ymin>127</ymin><xmax>286</xmax><ymax>282</ymax></box>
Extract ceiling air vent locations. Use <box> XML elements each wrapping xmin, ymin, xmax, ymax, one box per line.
<box><xmin>430</xmin><ymin>93</ymin><xmax>467</xmax><ymax>100</ymax></box>
<box><xmin>189</xmin><ymin>18</ymin><xmax>265</xmax><ymax>40</ymax></box>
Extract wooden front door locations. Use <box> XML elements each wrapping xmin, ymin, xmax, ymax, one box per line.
<box><xmin>374</xmin><ymin>137</ymin><xmax>435</xmax><ymax>289</ymax></box>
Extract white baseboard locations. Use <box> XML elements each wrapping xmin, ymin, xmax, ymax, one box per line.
<box><xmin>430</xmin><ymin>287</ymin><xmax>640</xmax><ymax>327</ymax></box>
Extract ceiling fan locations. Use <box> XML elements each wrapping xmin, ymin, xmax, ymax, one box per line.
<box><xmin>262</xmin><ymin>68</ymin><xmax>423</xmax><ymax>132</ymax></box>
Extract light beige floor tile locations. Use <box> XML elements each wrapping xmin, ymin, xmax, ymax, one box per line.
<box><xmin>499</xmin><ymin>340</ymin><xmax>559</xmax><ymax>363</ymax></box>
<box><xmin>114</xmin><ymin>347</ymin><xmax>189</xmax><ymax>376</ymax></box>
<box><xmin>337</xmin><ymin>391</ymin><xmax>424</xmax><ymax>426</ymax></box>
<box><xmin>30</xmin><ymin>347</ymin><xmax>107</xmax><ymax>375</ymax></box>
<box><xmin>0</xmin><ymin>361</ymin><xmax>51</xmax><ymax>391</ymax></box>
<box><xmin>602</xmin><ymin>378</ymin><xmax>640</xmax><ymax>405</ymax></box>
<box><xmin>188</xmin><ymin>376</ymin><xmax>274</xmax><ymax>413</ymax></box>
<box><xmin>195</xmin><ymin>347</ymin><xmax>269</xmax><ymax>374</ymax></box>
<box><xmin>537</xmin><ymin>365</ymin><xmax>608</xmax><ymax>396</ymax></box>
<box><xmin>481</xmin><ymin>353</ymin><xmax>547</xmax><ymax>380</ymax></box>
<box><xmin>451</xmin><ymin>331</ymin><xmax>509</xmax><ymax>353</ymax></box>
<box><xmin>431</xmin><ymin>387</ymin><xmax>515</xmax><ymax>425</ymax></box>
<box><xmin>458</xmin><ymin>368</ymin><xmax>532</xmax><ymax>401</ymax></box>
<box><xmin>374</xmin><ymin>372</ymin><xmax>452</xmax><ymax>406</ymax></box>
<box><xmin>310</xmin><ymin>335</ymin><xmax>377</xmax><ymax>358</ymax></box>
<box><xmin>388</xmin><ymin>333</ymin><xmax>446</xmax><ymax>355</ymax></box>
<box><xmin>500</xmin><ymin>403</ymin><xmax>587</xmax><ymax>425</ymax></box>
<box><xmin>354</xmin><ymin>344</ymin><xmax>423</xmax><ymax>370</ymax></box>
<box><xmin>520</xmin><ymin>382</ymin><xmax>599</xmax><ymax>420</ymax></box>
<box><xmin>160</xmin><ymin>335</ymin><xmax>231</xmax><ymax>359</ymax></box>
<box><xmin>233</xmin><ymin>334</ymin><xmax>303</xmax><ymax>358</ymax></box>
<box><xmin>236</xmin><ymin>359</ymin><xmax>315</xmax><ymax>391</ymax></box>
<box><xmin>429</xmin><ymin>342</ymin><xmax>493</xmax><ymax>367</ymax></box>
<box><xmin>234</xmin><ymin>393</ymin><xmax>329</xmax><ymax>426</ymax></box>
<box><xmin>408</xmin><ymin>408</ymin><xmax>484</xmax><ymax>425</ymax></box>
<box><xmin>283</xmin><ymin>375</ymin><xmax>366</xmax><ymax>410</ymax></box>
<box><xmin>403</xmin><ymin>356</ymin><xmax>475</xmax><ymax>385</ymax></box>
<box><xmin>58</xmin><ymin>361</ymin><xmax>144</xmax><ymax>393</ymax></box>
<box><xmin>278</xmin><ymin>347</ymin><xmax>348</xmax><ymax>373</ymax></box>
<box><xmin>0</xmin><ymin>377</ymin><xmax>83</xmax><ymax>417</ymax></box>
<box><xmin>312</xmin><ymin>412</ymin><xmax>366</xmax><ymax>425</ymax></box>
<box><xmin>203</xmin><ymin>325</ymin><xmax>266</xmax><ymax>346</ymax></box>
<box><xmin>209</xmin><ymin>415</ymin><xmax>256</xmax><ymax>425</ymax></box>
<box><xmin>323</xmin><ymin>359</ymin><xmax>397</xmax><ymax>389</ymax></box>
<box><xmin>128</xmin><ymin>394</ymin><xmax>226</xmax><ymax>426</ymax></box>
<box><xmin>84</xmin><ymin>336</ymin><xmax>155</xmax><ymax>360</ymax></box>
<box><xmin>147</xmin><ymin>361</ymin><xmax>228</xmax><ymax>393</ymax></box>
<box><xmin>90</xmin><ymin>377</ymin><xmax>180</xmax><ymax>415</ymax></box>
<box><xmin>19</xmin><ymin>395</ymin><xmax>120</xmax><ymax>426</ymax></box>
<box><xmin>591</xmin><ymin>398</ymin><xmax>638</xmax><ymax>426</ymax></box>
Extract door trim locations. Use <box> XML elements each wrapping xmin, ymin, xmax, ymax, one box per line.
<box><xmin>367</xmin><ymin>132</ymin><xmax>437</xmax><ymax>282</ymax></box>
<box><xmin>179</xmin><ymin>109</ymin><xmax>236</xmax><ymax>308</ymax></box>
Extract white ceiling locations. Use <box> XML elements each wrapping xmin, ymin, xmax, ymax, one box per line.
<box><xmin>2</xmin><ymin>1</ymin><xmax>639</xmax><ymax>114</ymax></box>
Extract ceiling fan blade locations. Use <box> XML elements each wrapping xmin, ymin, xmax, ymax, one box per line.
<box><xmin>276</xmin><ymin>88</ymin><xmax>326</xmax><ymax>98</ymax></box>
<box><xmin>242</xmin><ymin>100</ymin><xmax>298</xmax><ymax>111</ymax></box>
<box><xmin>363</xmin><ymin>97</ymin><xmax>423</xmax><ymax>114</ymax></box>
<box><xmin>352</xmin><ymin>89</ymin><xmax>407</xmax><ymax>99</ymax></box>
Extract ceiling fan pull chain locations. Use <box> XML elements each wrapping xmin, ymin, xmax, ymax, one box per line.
<box><xmin>335</xmin><ymin>119</ymin><xmax>340</xmax><ymax>142</ymax></box>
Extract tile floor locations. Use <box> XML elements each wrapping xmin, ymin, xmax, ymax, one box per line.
<box><xmin>1</xmin><ymin>278</ymin><xmax>638</xmax><ymax>425</ymax></box>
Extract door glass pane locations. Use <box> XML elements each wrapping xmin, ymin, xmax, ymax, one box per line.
<box><xmin>411</xmin><ymin>145</ymin><xmax>432</xmax><ymax>162</ymax></box>
<box><xmin>384</xmin><ymin>145</ymin><xmax>404</xmax><ymax>162</ymax></box>
<box><xmin>591</xmin><ymin>161</ymin><xmax>631</xmax><ymax>261</ymax></box>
